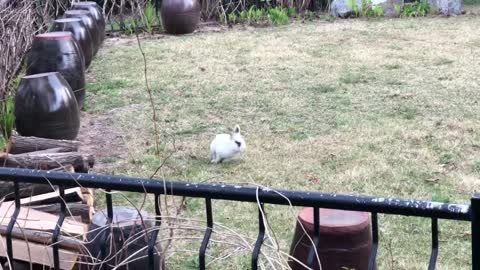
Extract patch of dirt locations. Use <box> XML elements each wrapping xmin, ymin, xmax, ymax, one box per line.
<box><xmin>78</xmin><ymin>112</ymin><xmax>128</xmax><ymax>174</ymax></box>
<box><xmin>103</xmin><ymin>22</ymin><xmax>227</xmax><ymax>45</ymax></box>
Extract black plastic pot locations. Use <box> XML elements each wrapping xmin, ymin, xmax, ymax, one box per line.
<box><xmin>64</xmin><ymin>10</ymin><xmax>100</xmax><ymax>54</ymax></box>
<box><xmin>161</xmin><ymin>0</ymin><xmax>200</xmax><ymax>35</ymax></box>
<box><xmin>71</xmin><ymin>2</ymin><xmax>105</xmax><ymax>44</ymax></box>
<box><xmin>26</xmin><ymin>32</ymin><xmax>86</xmax><ymax>108</ymax></box>
<box><xmin>50</xmin><ymin>18</ymin><xmax>94</xmax><ymax>68</ymax></box>
<box><xmin>14</xmin><ymin>72</ymin><xmax>80</xmax><ymax>140</ymax></box>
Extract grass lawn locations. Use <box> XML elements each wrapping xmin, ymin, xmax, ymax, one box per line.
<box><xmin>84</xmin><ymin>10</ymin><xmax>480</xmax><ymax>269</ymax></box>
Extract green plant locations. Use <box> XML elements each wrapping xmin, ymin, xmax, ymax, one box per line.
<box><xmin>239</xmin><ymin>9</ymin><xmax>249</xmax><ymax>22</ymax></box>
<box><xmin>247</xmin><ymin>6</ymin><xmax>265</xmax><ymax>23</ymax></box>
<box><xmin>0</xmin><ymin>95</ymin><xmax>14</xmax><ymax>147</ymax></box>
<box><xmin>400</xmin><ymin>0</ymin><xmax>430</xmax><ymax>17</ymax></box>
<box><xmin>347</xmin><ymin>0</ymin><xmax>384</xmax><ymax>17</ymax></box>
<box><xmin>267</xmin><ymin>7</ymin><xmax>289</xmax><ymax>25</ymax></box>
<box><xmin>143</xmin><ymin>0</ymin><xmax>157</xmax><ymax>33</ymax></box>
<box><xmin>238</xmin><ymin>7</ymin><xmax>263</xmax><ymax>24</ymax></box>
<box><xmin>359</xmin><ymin>0</ymin><xmax>371</xmax><ymax>16</ymax></box>
<box><xmin>303</xmin><ymin>10</ymin><xmax>317</xmax><ymax>20</ymax></box>
<box><xmin>347</xmin><ymin>0</ymin><xmax>360</xmax><ymax>14</ymax></box>
<box><xmin>286</xmin><ymin>7</ymin><xmax>297</xmax><ymax>17</ymax></box>
<box><xmin>372</xmin><ymin>4</ymin><xmax>384</xmax><ymax>16</ymax></box>
<box><xmin>473</xmin><ymin>160</ymin><xmax>480</xmax><ymax>173</ymax></box>
<box><xmin>125</xmin><ymin>17</ymin><xmax>138</xmax><ymax>35</ymax></box>
<box><xmin>228</xmin><ymin>12</ymin><xmax>238</xmax><ymax>24</ymax></box>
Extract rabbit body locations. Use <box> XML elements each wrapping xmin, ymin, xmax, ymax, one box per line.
<box><xmin>210</xmin><ymin>125</ymin><xmax>246</xmax><ymax>163</ymax></box>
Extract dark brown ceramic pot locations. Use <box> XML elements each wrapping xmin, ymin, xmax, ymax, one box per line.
<box><xmin>289</xmin><ymin>208</ymin><xmax>374</xmax><ymax>270</ymax></box>
<box><xmin>64</xmin><ymin>10</ymin><xmax>100</xmax><ymax>54</ymax></box>
<box><xmin>161</xmin><ymin>0</ymin><xmax>200</xmax><ymax>35</ymax></box>
<box><xmin>79</xmin><ymin>207</ymin><xmax>164</xmax><ymax>270</ymax></box>
<box><xmin>14</xmin><ymin>72</ymin><xmax>80</xmax><ymax>140</ymax></box>
<box><xmin>50</xmin><ymin>18</ymin><xmax>94</xmax><ymax>68</ymax></box>
<box><xmin>26</xmin><ymin>32</ymin><xmax>86</xmax><ymax>108</ymax></box>
<box><xmin>71</xmin><ymin>2</ymin><xmax>105</xmax><ymax>44</ymax></box>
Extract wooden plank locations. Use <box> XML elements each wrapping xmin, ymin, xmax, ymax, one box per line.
<box><xmin>65</xmin><ymin>216</ymin><xmax>83</xmax><ymax>223</ymax></box>
<box><xmin>20</xmin><ymin>188</ymin><xmax>83</xmax><ymax>206</ymax></box>
<box><xmin>0</xmin><ymin>237</ymin><xmax>78</xmax><ymax>270</ymax></box>
<box><xmin>80</xmin><ymin>188</ymin><xmax>94</xmax><ymax>206</ymax></box>
<box><xmin>0</xmin><ymin>203</ymin><xmax>86</xmax><ymax>236</ymax></box>
<box><xmin>0</xmin><ymin>226</ymin><xmax>84</xmax><ymax>251</ymax></box>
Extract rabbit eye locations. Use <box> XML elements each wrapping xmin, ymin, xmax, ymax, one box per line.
<box><xmin>235</xmin><ymin>141</ymin><xmax>241</xmax><ymax>147</ymax></box>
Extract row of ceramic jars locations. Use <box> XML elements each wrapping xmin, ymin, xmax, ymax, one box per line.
<box><xmin>15</xmin><ymin>2</ymin><xmax>105</xmax><ymax>140</ymax></box>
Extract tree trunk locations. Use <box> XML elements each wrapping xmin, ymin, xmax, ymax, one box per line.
<box><xmin>30</xmin><ymin>202</ymin><xmax>93</xmax><ymax>223</ymax></box>
<box><xmin>0</xmin><ymin>152</ymin><xmax>94</xmax><ymax>172</ymax></box>
<box><xmin>0</xmin><ymin>182</ymin><xmax>55</xmax><ymax>200</ymax></box>
<box><xmin>6</xmin><ymin>135</ymin><xmax>80</xmax><ymax>154</ymax></box>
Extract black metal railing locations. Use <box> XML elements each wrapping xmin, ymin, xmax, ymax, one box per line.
<box><xmin>0</xmin><ymin>167</ymin><xmax>478</xmax><ymax>269</ymax></box>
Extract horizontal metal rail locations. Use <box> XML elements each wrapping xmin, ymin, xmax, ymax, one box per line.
<box><xmin>0</xmin><ymin>167</ymin><xmax>477</xmax><ymax>270</ymax></box>
<box><xmin>0</xmin><ymin>167</ymin><xmax>471</xmax><ymax>221</ymax></box>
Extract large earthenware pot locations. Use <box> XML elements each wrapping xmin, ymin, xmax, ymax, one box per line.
<box><xmin>79</xmin><ymin>207</ymin><xmax>165</xmax><ymax>270</ymax></box>
<box><xmin>289</xmin><ymin>208</ymin><xmax>373</xmax><ymax>270</ymax></box>
<box><xmin>64</xmin><ymin>10</ymin><xmax>100</xmax><ymax>54</ymax></box>
<box><xmin>50</xmin><ymin>18</ymin><xmax>94</xmax><ymax>68</ymax></box>
<box><xmin>161</xmin><ymin>0</ymin><xmax>200</xmax><ymax>35</ymax></box>
<box><xmin>15</xmin><ymin>72</ymin><xmax>80</xmax><ymax>140</ymax></box>
<box><xmin>71</xmin><ymin>2</ymin><xmax>105</xmax><ymax>44</ymax></box>
<box><xmin>26</xmin><ymin>32</ymin><xmax>86</xmax><ymax>108</ymax></box>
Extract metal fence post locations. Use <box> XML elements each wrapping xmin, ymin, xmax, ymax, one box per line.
<box><xmin>471</xmin><ymin>193</ymin><xmax>480</xmax><ymax>270</ymax></box>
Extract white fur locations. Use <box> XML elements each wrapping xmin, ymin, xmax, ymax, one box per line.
<box><xmin>209</xmin><ymin>125</ymin><xmax>246</xmax><ymax>163</ymax></box>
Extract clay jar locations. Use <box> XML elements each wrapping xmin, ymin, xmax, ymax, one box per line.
<box><xmin>50</xmin><ymin>18</ymin><xmax>94</xmax><ymax>68</ymax></box>
<box><xmin>26</xmin><ymin>32</ymin><xmax>86</xmax><ymax>108</ymax></box>
<box><xmin>289</xmin><ymin>208</ymin><xmax>373</xmax><ymax>270</ymax></box>
<box><xmin>80</xmin><ymin>207</ymin><xmax>164</xmax><ymax>270</ymax></box>
<box><xmin>71</xmin><ymin>2</ymin><xmax>105</xmax><ymax>44</ymax></box>
<box><xmin>64</xmin><ymin>10</ymin><xmax>100</xmax><ymax>54</ymax></box>
<box><xmin>14</xmin><ymin>72</ymin><xmax>80</xmax><ymax>140</ymax></box>
<box><xmin>161</xmin><ymin>0</ymin><xmax>200</xmax><ymax>35</ymax></box>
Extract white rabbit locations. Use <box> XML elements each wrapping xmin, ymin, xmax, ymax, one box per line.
<box><xmin>209</xmin><ymin>125</ymin><xmax>246</xmax><ymax>164</ymax></box>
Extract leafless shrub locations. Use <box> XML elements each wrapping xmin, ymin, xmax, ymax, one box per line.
<box><xmin>0</xmin><ymin>0</ymin><xmax>72</xmax><ymax>101</ymax></box>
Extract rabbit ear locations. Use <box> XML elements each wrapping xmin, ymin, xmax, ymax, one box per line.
<box><xmin>233</xmin><ymin>125</ymin><xmax>241</xmax><ymax>134</ymax></box>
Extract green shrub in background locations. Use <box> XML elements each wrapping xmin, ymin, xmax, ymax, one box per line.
<box><xmin>303</xmin><ymin>10</ymin><xmax>318</xmax><ymax>20</ymax></box>
<box><xmin>268</xmin><ymin>7</ymin><xmax>290</xmax><ymax>24</ymax></box>
<box><xmin>0</xmin><ymin>95</ymin><xmax>14</xmax><ymax>149</ymax></box>
<box><xmin>286</xmin><ymin>6</ymin><xmax>297</xmax><ymax>17</ymax></box>
<box><xmin>230</xmin><ymin>6</ymin><xmax>291</xmax><ymax>25</ymax></box>
<box><xmin>247</xmin><ymin>6</ymin><xmax>265</xmax><ymax>23</ymax></box>
<box><xmin>348</xmin><ymin>0</ymin><xmax>385</xmax><ymax>17</ymax></box>
<box><xmin>396</xmin><ymin>0</ymin><xmax>429</xmax><ymax>17</ymax></box>
<box><xmin>125</xmin><ymin>17</ymin><xmax>139</xmax><ymax>35</ymax></box>
<box><xmin>228</xmin><ymin>12</ymin><xmax>238</xmax><ymax>24</ymax></box>
<box><xmin>143</xmin><ymin>0</ymin><xmax>157</xmax><ymax>33</ymax></box>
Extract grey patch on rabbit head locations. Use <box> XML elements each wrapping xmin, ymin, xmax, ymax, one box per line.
<box><xmin>233</xmin><ymin>125</ymin><xmax>240</xmax><ymax>133</ymax></box>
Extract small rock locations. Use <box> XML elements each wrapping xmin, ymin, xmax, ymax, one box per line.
<box><xmin>429</xmin><ymin>0</ymin><xmax>463</xmax><ymax>15</ymax></box>
<box><xmin>330</xmin><ymin>0</ymin><xmax>363</xmax><ymax>18</ymax></box>
<box><xmin>372</xmin><ymin>0</ymin><xmax>404</xmax><ymax>17</ymax></box>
